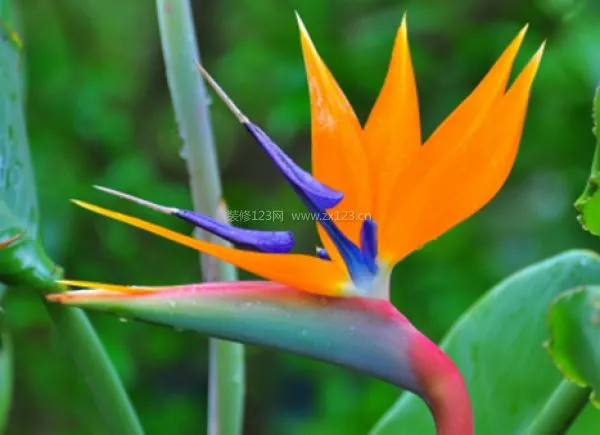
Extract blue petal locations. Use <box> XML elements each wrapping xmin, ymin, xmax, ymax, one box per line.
<box><xmin>242</xmin><ymin>122</ymin><xmax>375</xmax><ymax>283</ymax></box>
<box><xmin>315</xmin><ymin>246</ymin><xmax>330</xmax><ymax>260</ymax></box>
<box><xmin>194</xmin><ymin>65</ymin><xmax>380</xmax><ymax>289</ymax></box>
<box><xmin>360</xmin><ymin>218</ymin><xmax>378</xmax><ymax>274</ymax></box>
<box><xmin>244</xmin><ymin>123</ymin><xmax>343</xmax><ymax>210</ymax></box>
<box><xmin>175</xmin><ymin>210</ymin><xmax>294</xmax><ymax>253</ymax></box>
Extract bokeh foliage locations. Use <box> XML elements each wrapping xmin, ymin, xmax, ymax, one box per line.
<box><xmin>3</xmin><ymin>0</ymin><xmax>600</xmax><ymax>434</ymax></box>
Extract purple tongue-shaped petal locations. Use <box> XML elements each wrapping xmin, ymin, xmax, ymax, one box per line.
<box><xmin>360</xmin><ymin>218</ymin><xmax>378</xmax><ymax>274</ymax></box>
<box><xmin>243</xmin><ymin>123</ymin><xmax>343</xmax><ymax>210</ymax></box>
<box><xmin>244</xmin><ymin>119</ymin><xmax>380</xmax><ymax>283</ymax></box>
<box><xmin>197</xmin><ymin>64</ymin><xmax>343</xmax><ymax>211</ymax></box>
<box><xmin>94</xmin><ymin>186</ymin><xmax>295</xmax><ymax>253</ymax></box>
<box><xmin>196</xmin><ymin>65</ymin><xmax>379</xmax><ymax>287</ymax></box>
<box><xmin>175</xmin><ymin>209</ymin><xmax>293</xmax><ymax>253</ymax></box>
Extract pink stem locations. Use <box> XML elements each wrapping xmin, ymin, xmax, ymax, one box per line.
<box><xmin>410</xmin><ymin>329</ymin><xmax>474</xmax><ymax>435</ymax></box>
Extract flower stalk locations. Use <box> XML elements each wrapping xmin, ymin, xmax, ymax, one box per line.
<box><xmin>44</xmin><ymin>289</ymin><xmax>144</xmax><ymax>435</ymax></box>
<box><xmin>409</xmin><ymin>332</ymin><xmax>473</xmax><ymax>435</ymax></box>
<box><xmin>525</xmin><ymin>379</ymin><xmax>591</xmax><ymax>435</ymax></box>
<box><xmin>155</xmin><ymin>1</ymin><xmax>244</xmax><ymax>434</ymax></box>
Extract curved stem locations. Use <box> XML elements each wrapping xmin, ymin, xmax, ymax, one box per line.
<box><xmin>526</xmin><ymin>379</ymin><xmax>590</xmax><ymax>435</ymax></box>
<box><xmin>409</xmin><ymin>331</ymin><xmax>474</xmax><ymax>435</ymax></box>
<box><xmin>44</xmin><ymin>297</ymin><xmax>144</xmax><ymax>435</ymax></box>
<box><xmin>155</xmin><ymin>2</ymin><xmax>244</xmax><ymax>434</ymax></box>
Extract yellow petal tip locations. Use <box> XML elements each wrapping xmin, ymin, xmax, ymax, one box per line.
<box><xmin>57</xmin><ymin>279</ymin><xmax>153</xmax><ymax>293</ymax></box>
<box><xmin>295</xmin><ymin>11</ymin><xmax>307</xmax><ymax>35</ymax></box>
<box><xmin>507</xmin><ymin>23</ymin><xmax>528</xmax><ymax>52</ymax></box>
<box><xmin>399</xmin><ymin>13</ymin><xmax>408</xmax><ymax>37</ymax></box>
<box><xmin>56</xmin><ymin>279</ymin><xmax>87</xmax><ymax>288</ymax></box>
<box><xmin>519</xmin><ymin>23</ymin><xmax>529</xmax><ymax>37</ymax></box>
<box><xmin>536</xmin><ymin>40</ymin><xmax>547</xmax><ymax>58</ymax></box>
<box><xmin>70</xmin><ymin>198</ymin><xmax>88</xmax><ymax>208</ymax></box>
<box><xmin>525</xmin><ymin>41</ymin><xmax>546</xmax><ymax>76</ymax></box>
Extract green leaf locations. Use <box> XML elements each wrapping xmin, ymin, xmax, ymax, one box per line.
<box><xmin>372</xmin><ymin>250</ymin><xmax>600</xmax><ymax>435</ymax></box>
<box><xmin>547</xmin><ymin>286</ymin><xmax>600</xmax><ymax>407</ymax></box>
<box><xmin>1</xmin><ymin>3</ymin><xmax>143</xmax><ymax>433</ymax></box>
<box><xmin>0</xmin><ymin>3</ymin><xmax>37</xmax><ymax>232</ymax></box>
<box><xmin>0</xmin><ymin>203</ymin><xmax>58</xmax><ymax>288</ymax></box>
<box><xmin>0</xmin><ymin>311</ymin><xmax>12</xmax><ymax>433</ymax></box>
<box><xmin>0</xmin><ymin>1</ymin><xmax>57</xmax><ymax>288</ymax></box>
<box><xmin>575</xmin><ymin>86</ymin><xmax>600</xmax><ymax>235</ymax></box>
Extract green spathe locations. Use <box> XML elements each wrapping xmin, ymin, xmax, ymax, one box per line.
<box><xmin>49</xmin><ymin>282</ymin><xmax>421</xmax><ymax>392</ymax></box>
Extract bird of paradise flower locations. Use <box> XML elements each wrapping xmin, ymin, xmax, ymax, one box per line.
<box><xmin>48</xmin><ymin>15</ymin><xmax>543</xmax><ymax>435</ymax></box>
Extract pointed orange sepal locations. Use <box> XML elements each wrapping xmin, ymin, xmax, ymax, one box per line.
<box><xmin>363</xmin><ymin>14</ymin><xmax>421</xmax><ymax>224</ymax></box>
<box><xmin>379</xmin><ymin>28</ymin><xmax>536</xmax><ymax>263</ymax></box>
<box><xmin>296</xmin><ymin>14</ymin><xmax>371</xmax><ymax>262</ymax></box>
<box><xmin>71</xmin><ymin>200</ymin><xmax>349</xmax><ymax>296</ymax></box>
<box><xmin>56</xmin><ymin>280</ymin><xmax>156</xmax><ymax>294</ymax></box>
<box><xmin>423</xmin><ymin>24</ymin><xmax>529</xmax><ymax>158</ymax></box>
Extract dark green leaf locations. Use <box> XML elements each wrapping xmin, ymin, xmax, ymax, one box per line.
<box><xmin>547</xmin><ymin>286</ymin><xmax>600</xmax><ymax>407</ymax></box>
<box><xmin>0</xmin><ymin>310</ymin><xmax>12</xmax><ymax>433</ymax></box>
<box><xmin>575</xmin><ymin>86</ymin><xmax>600</xmax><ymax>236</ymax></box>
<box><xmin>0</xmin><ymin>1</ymin><xmax>57</xmax><ymax>289</ymax></box>
<box><xmin>372</xmin><ymin>250</ymin><xmax>600</xmax><ymax>435</ymax></box>
<box><xmin>0</xmin><ymin>203</ymin><xmax>58</xmax><ymax>287</ymax></box>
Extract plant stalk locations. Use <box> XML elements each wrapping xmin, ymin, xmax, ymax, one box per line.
<box><xmin>526</xmin><ymin>379</ymin><xmax>591</xmax><ymax>435</ymax></box>
<box><xmin>44</xmin><ymin>297</ymin><xmax>144</xmax><ymax>435</ymax></box>
<box><xmin>155</xmin><ymin>2</ymin><xmax>245</xmax><ymax>434</ymax></box>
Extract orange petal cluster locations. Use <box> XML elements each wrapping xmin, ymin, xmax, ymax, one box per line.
<box><xmin>63</xmin><ymin>16</ymin><xmax>543</xmax><ymax>297</ymax></box>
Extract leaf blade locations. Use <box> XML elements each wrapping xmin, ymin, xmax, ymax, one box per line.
<box><xmin>575</xmin><ymin>86</ymin><xmax>600</xmax><ymax>235</ymax></box>
<box><xmin>547</xmin><ymin>286</ymin><xmax>600</xmax><ymax>407</ymax></box>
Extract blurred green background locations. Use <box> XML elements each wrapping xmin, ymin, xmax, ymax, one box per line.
<box><xmin>3</xmin><ymin>0</ymin><xmax>600</xmax><ymax>433</ymax></box>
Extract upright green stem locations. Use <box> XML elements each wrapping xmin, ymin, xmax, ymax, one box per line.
<box><xmin>44</xmin><ymin>297</ymin><xmax>144</xmax><ymax>435</ymax></box>
<box><xmin>526</xmin><ymin>379</ymin><xmax>591</xmax><ymax>435</ymax></box>
<box><xmin>155</xmin><ymin>2</ymin><xmax>245</xmax><ymax>435</ymax></box>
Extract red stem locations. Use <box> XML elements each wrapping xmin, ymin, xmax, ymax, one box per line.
<box><xmin>410</xmin><ymin>329</ymin><xmax>474</xmax><ymax>435</ymax></box>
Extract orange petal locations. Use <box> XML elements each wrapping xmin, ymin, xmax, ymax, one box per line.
<box><xmin>423</xmin><ymin>25</ymin><xmax>529</xmax><ymax>159</ymax></box>
<box><xmin>296</xmin><ymin>14</ymin><xmax>371</xmax><ymax>263</ymax></box>
<box><xmin>363</xmin><ymin>15</ymin><xmax>421</xmax><ymax>224</ymax></box>
<box><xmin>72</xmin><ymin>200</ymin><xmax>349</xmax><ymax>296</ymax></box>
<box><xmin>381</xmin><ymin>44</ymin><xmax>543</xmax><ymax>263</ymax></box>
<box><xmin>57</xmin><ymin>279</ymin><xmax>157</xmax><ymax>294</ymax></box>
<box><xmin>379</xmin><ymin>27</ymin><xmax>531</xmax><ymax>262</ymax></box>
